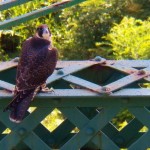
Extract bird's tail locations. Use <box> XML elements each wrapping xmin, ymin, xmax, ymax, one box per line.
<box><xmin>3</xmin><ymin>88</ymin><xmax>39</xmax><ymax>123</ymax></box>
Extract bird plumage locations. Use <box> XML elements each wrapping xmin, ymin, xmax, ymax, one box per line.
<box><xmin>3</xmin><ymin>24</ymin><xmax>58</xmax><ymax>123</ymax></box>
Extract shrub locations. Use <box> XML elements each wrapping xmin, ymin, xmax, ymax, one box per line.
<box><xmin>101</xmin><ymin>17</ymin><xmax>150</xmax><ymax>59</ymax></box>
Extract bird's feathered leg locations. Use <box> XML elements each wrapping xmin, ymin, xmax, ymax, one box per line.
<box><xmin>3</xmin><ymin>87</ymin><xmax>40</xmax><ymax>123</ymax></box>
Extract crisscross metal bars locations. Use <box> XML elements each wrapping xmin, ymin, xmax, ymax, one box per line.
<box><xmin>0</xmin><ymin>57</ymin><xmax>150</xmax><ymax>150</ymax></box>
<box><xmin>0</xmin><ymin>57</ymin><xmax>150</xmax><ymax>96</ymax></box>
<box><xmin>0</xmin><ymin>107</ymin><xmax>54</xmax><ymax>150</ymax></box>
<box><xmin>127</xmin><ymin>107</ymin><xmax>150</xmax><ymax>149</ymax></box>
<box><xmin>0</xmin><ymin>103</ymin><xmax>121</xmax><ymax>150</ymax></box>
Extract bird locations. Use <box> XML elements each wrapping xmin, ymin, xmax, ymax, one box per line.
<box><xmin>3</xmin><ymin>24</ymin><xmax>58</xmax><ymax>123</ymax></box>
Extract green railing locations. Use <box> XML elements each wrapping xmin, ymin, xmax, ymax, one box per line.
<box><xmin>0</xmin><ymin>58</ymin><xmax>150</xmax><ymax>150</ymax></box>
<box><xmin>0</xmin><ymin>0</ymin><xmax>86</xmax><ymax>29</ymax></box>
<box><xmin>1</xmin><ymin>0</ymin><xmax>150</xmax><ymax>149</ymax></box>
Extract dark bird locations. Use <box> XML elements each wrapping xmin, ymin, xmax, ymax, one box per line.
<box><xmin>3</xmin><ymin>24</ymin><xmax>58</xmax><ymax>123</ymax></box>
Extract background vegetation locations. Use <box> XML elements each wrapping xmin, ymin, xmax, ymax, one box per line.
<box><xmin>0</xmin><ymin>0</ymin><xmax>150</xmax><ymax>132</ymax></box>
<box><xmin>0</xmin><ymin>0</ymin><xmax>150</xmax><ymax>60</ymax></box>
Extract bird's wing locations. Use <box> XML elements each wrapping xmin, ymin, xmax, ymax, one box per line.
<box><xmin>16</xmin><ymin>38</ymin><xmax>58</xmax><ymax>91</ymax></box>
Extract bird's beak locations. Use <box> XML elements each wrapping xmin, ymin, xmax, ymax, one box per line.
<box><xmin>42</xmin><ymin>28</ymin><xmax>51</xmax><ymax>41</ymax></box>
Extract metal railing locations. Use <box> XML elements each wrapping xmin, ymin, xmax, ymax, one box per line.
<box><xmin>0</xmin><ymin>1</ymin><xmax>150</xmax><ymax>149</ymax></box>
<box><xmin>0</xmin><ymin>57</ymin><xmax>150</xmax><ymax>150</ymax></box>
<box><xmin>0</xmin><ymin>0</ymin><xmax>86</xmax><ymax>29</ymax></box>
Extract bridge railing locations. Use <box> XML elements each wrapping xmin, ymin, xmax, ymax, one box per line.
<box><xmin>0</xmin><ymin>0</ymin><xmax>86</xmax><ymax>29</ymax></box>
<box><xmin>0</xmin><ymin>1</ymin><xmax>150</xmax><ymax>149</ymax></box>
<box><xmin>0</xmin><ymin>57</ymin><xmax>150</xmax><ymax>150</ymax></box>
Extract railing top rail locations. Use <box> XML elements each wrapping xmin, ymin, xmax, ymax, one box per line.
<box><xmin>0</xmin><ymin>0</ymin><xmax>86</xmax><ymax>29</ymax></box>
<box><xmin>0</xmin><ymin>58</ymin><xmax>150</xmax><ymax>97</ymax></box>
<box><xmin>0</xmin><ymin>0</ymin><xmax>31</xmax><ymax>11</ymax></box>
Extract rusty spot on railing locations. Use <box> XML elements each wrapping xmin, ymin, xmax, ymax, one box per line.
<box><xmin>51</xmin><ymin>0</ymin><xmax>72</xmax><ymax>7</ymax></box>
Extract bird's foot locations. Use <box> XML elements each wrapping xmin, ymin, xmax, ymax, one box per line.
<box><xmin>41</xmin><ymin>87</ymin><xmax>54</xmax><ymax>93</ymax></box>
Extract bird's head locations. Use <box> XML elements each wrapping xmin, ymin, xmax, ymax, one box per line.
<box><xmin>36</xmin><ymin>24</ymin><xmax>51</xmax><ymax>41</ymax></box>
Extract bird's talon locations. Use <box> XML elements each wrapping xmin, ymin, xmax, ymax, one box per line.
<box><xmin>41</xmin><ymin>87</ymin><xmax>54</xmax><ymax>93</ymax></box>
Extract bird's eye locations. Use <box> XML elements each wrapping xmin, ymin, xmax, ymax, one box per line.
<box><xmin>39</xmin><ymin>28</ymin><xmax>43</xmax><ymax>31</ymax></box>
<box><xmin>37</xmin><ymin>27</ymin><xmax>43</xmax><ymax>31</ymax></box>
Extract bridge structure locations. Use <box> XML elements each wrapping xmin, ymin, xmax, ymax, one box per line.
<box><xmin>0</xmin><ymin>0</ymin><xmax>150</xmax><ymax>150</ymax></box>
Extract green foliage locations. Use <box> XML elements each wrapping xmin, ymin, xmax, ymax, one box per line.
<box><xmin>101</xmin><ymin>17</ymin><xmax>150</xmax><ymax>59</ymax></box>
<box><xmin>0</xmin><ymin>0</ymin><xmax>131</xmax><ymax>60</ymax></box>
<box><xmin>58</xmin><ymin>0</ymin><xmax>125</xmax><ymax>59</ymax></box>
<box><xmin>111</xmin><ymin>109</ymin><xmax>134</xmax><ymax>130</ymax></box>
<box><xmin>59</xmin><ymin>0</ymin><xmax>150</xmax><ymax>60</ymax></box>
<box><xmin>41</xmin><ymin>108</ymin><xmax>65</xmax><ymax>132</ymax></box>
<box><xmin>109</xmin><ymin>0</ymin><xmax>150</xmax><ymax>20</ymax></box>
<box><xmin>0</xmin><ymin>31</ymin><xmax>10</xmax><ymax>61</ymax></box>
<box><xmin>0</xmin><ymin>48</ymin><xmax>8</xmax><ymax>61</ymax></box>
<box><xmin>122</xmin><ymin>0</ymin><xmax>150</xmax><ymax>20</ymax></box>
<box><xmin>1</xmin><ymin>0</ymin><xmax>150</xmax><ymax>60</ymax></box>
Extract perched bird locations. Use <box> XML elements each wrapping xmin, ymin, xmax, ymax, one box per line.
<box><xmin>3</xmin><ymin>24</ymin><xmax>58</xmax><ymax>123</ymax></box>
